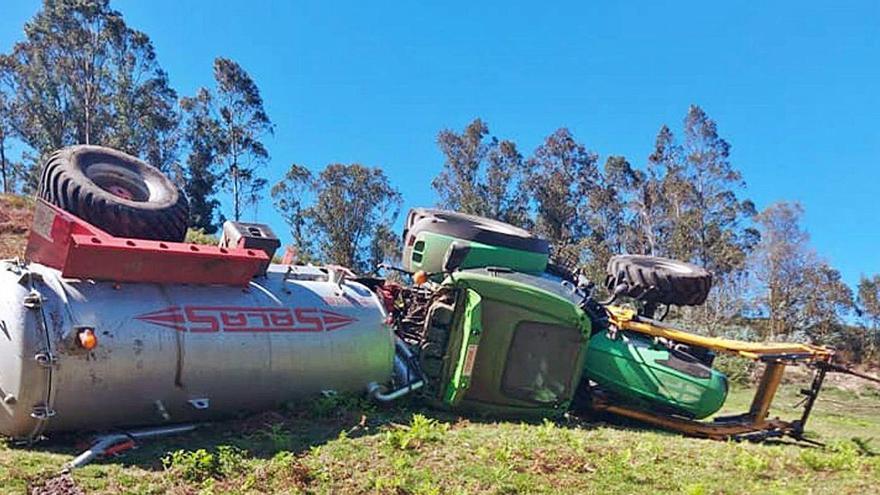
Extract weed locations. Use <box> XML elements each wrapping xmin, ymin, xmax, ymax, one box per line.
<box><xmin>258</xmin><ymin>423</ymin><xmax>293</xmax><ymax>451</ymax></box>
<box><xmin>162</xmin><ymin>445</ymin><xmax>248</xmax><ymax>482</ymax></box>
<box><xmin>684</xmin><ymin>483</ymin><xmax>709</xmax><ymax>495</ymax></box>
<box><xmin>799</xmin><ymin>441</ymin><xmax>860</xmax><ymax>472</ymax></box>
<box><xmin>535</xmin><ymin>418</ymin><xmax>558</xmax><ymax>442</ymax></box>
<box><xmin>384</xmin><ymin>414</ymin><xmax>449</xmax><ymax>450</ymax></box>
<box><xmin>306</xmin><ymin>391</ymin><xmax>374</xmax><ymax>419</ymax></box>
<box><xmin>734</xmin><ymin>447</ymin><xmax>770</xmax><ymax>473</ymax></box>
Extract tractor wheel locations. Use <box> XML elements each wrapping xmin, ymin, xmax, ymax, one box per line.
<box><xmin>38</xmin><ymin>145</ymin><xmax>189</xmax><ymax>242</ymax></box>
<box><xmin>404</xmin><ymin>208</ymin><xmax>549</xmax><ymax>254</ymax></box>
<box><xmin>605</xmin><ymin>255</ymin><xmax>712</xmax><ymax>306</ymax></box>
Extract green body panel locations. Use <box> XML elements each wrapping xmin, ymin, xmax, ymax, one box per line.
<box><xmin>409</xmin><ymin>232</ymin><xmax>549</xmax><ymax>274</ymax></box>
<box><xmin>435</xmin><ymin>271</ymin><xmax>591</xmax><ymax>417</ymax></box>
<box><xmin>443</xmin><ymin>289</ymin><xmax>483</xmax><ymax>405</ymax></box>
<box><xmin>584</xmin><ymin>331</ymin><xmax>728</xmax><ymax>419</ymax></box>
<box><xmin>444</xmin><ymin>271</ymin><xmax>586</xmax><ymax>327</ymax></box>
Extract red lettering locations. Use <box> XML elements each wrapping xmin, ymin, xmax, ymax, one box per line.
<box><xmin>140</xmin><ymin>306</ymin><xmax>356</xmax><ymax>333</ymax></box>
<box><xmin>270</xmin><ymin>311</ymin><xmax>295</xmax><ymax>328</ymax></box>
<box><xmin>249</xmin><ymin>311</ymin><xmax>272</xmax><ymax>328</ymax></box>
<box><xmin>221</xmin><ymin>312</ymin><xmax>248</xmax><ymax>329</ymax></box>
<box><xmin>185</xmin><ymin>307</ymin><xmax>219</xmax><ymax>333</ymax></box>
<box><xmin>295</xmin><ymin>308</ymin><xmax>324</xmax><ymax>332</ymax></box>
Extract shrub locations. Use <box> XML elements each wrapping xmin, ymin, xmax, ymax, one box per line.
<box><xmin>185</xmin><ymin>228</ymin><xmax>220</xmax><ymax>246</ymax></box>
<box><xmin>714</xmin><ymin>354</ymin><xmax>758</xmax><ymax>385</ymax></box>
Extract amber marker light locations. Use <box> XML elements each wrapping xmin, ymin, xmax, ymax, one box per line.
<box><xmin>413</xmin><ymin>270</ymin><xmax>428</xmax><ymax>285</ymax></box>
<box><xmin>77</xmin><ymin>328</ymin><xmax>98</xmax><ymax>350</ymax></box>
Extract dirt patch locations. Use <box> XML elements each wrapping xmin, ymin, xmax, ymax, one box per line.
<box><xmin>0</xmin><ymin>194</ymin><xmax>34</xmax><ymax>259</ymax></box>
<box><xmin>29</xmin><ymin>473</ymin><xmax>84</xmax><ymax>495</ymax></box>
<box><xmin>781</xmin><ymin>362</ymin><xmax>880</xmax><ymax>392</ymax></box>
<box><xmin>824</xmin><ymin>367</ymin><xmax>880</xmax><ymax>393</ymax></box>
<box><xmin>229</xmin><ymin>410</ymin><xmax>289</xmax><ymax>435</ymax></box>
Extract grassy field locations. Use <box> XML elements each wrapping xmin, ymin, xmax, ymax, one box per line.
<box><xmin>3</xmin><ymin>377</ymin><xmax>879</xmax><ymax>495</ymax></box>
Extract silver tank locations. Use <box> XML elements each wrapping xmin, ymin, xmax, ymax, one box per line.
<box><xmin>0</xmin><ymin>260</ymin><xmax>393</xmax><ymax>441</ymax></box>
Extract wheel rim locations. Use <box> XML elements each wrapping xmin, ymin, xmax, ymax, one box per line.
<box><xmin>85</xmin><ymin>161</ymin><xmax>151</xmax><ymax>202</ymax></box>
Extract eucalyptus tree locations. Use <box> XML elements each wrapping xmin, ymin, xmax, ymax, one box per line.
<box><xmin>273</xmin><ymin>163</ymin><xmax>402</xmax><ymax>273</ymax></box>
<box><xmin>180</xmin><ymin>58</ymin><xmax>273</xmax><ymax>222</ymax></box>
<box><xmin>0</xmin><ymin>0</ymin><xmax>179</xmax><ymax>182</ymax></box>
<box><xmin>433</xmin><ymin>118</ymin><xmax>528</xmax><ymax>226</ymax></box>
<box><xmin>525</xmin><ymin>128</ymin><xmax>599</xmax><ymax>266</ymax></box>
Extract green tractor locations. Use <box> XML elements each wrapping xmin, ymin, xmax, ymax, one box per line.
<box><xmin>386</xmin><ymin>209</ymin><xmax>871</xmax><ymax>442</ymax></box>
<box><xmin>388</xmin><ymin>208</ymin><xmax>728</xmax><ymax>422</ymax></box>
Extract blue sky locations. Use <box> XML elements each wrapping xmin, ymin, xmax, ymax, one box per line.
<box><xmin>2</xmin><ymin>1</ymin><xmax>878</xmax><ymax>287</ymax></box>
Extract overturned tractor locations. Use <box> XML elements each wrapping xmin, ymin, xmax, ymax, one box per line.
<box><xmin>0</xmin><ymin>146</ymin><xmax>876</xmax><ymax>466</ymax></box>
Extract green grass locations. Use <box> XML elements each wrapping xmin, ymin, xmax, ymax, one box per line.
<box><xmin>6</xmin><ymin>381</ymin><xmax>880</xmax><ymax>494</ymax></box>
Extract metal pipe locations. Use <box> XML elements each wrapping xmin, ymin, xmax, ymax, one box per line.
<box><xmin>66</xmin><ymin>424</ymin><xmax>198</xmax><ymax>469</ymax></box>
<box><xmin>368</xmin><ymin>380</ymin><xmax>424</xmax><ymax>402</ymax></box>
<box><xmin>127</xmin><ymin>423</ymin><xmax>199</xmax><ymax>439</ymax></box>
<box><xmin>67</xmin><ymin>434</ymin><xmax>131</xmax><ymax>469</ymax></box>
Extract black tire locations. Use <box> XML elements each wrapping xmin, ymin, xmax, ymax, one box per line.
<box><xmin>38</xmin><ymin>145</ymin><xmax>189</xmax><ymax>242</ymax></box>
<box><xmin>404</xmin><ymin>208</ymin><xmax>549</xmax><ymax>255</ymax></box>
<box><xmin>605</xmin><ymin>255</ymin><xmax>712</xmax><ymax>306</ymax></box>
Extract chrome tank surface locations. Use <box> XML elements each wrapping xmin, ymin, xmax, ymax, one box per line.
<box><xmin>0</xmin><ymin>261</ymin><xmax>393</xmax><ymax>441</ymax></box>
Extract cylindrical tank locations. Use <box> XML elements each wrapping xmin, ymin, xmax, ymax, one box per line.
<box><xmin>0</xmin><ymin>260</ymin><xmax>394</xmax><ymax>441</ymax></box>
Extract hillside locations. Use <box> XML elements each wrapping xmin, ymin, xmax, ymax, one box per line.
<box><xmin>0</xmin><ymin>195</ymin><xmax>33</xmax><ymax>259</ymax></box>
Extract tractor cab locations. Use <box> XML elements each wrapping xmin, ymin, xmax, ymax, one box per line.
<box><xmin>419</xmin><ymin>268</ymin><xmax>591</xmax><ymax>417</ymax></box>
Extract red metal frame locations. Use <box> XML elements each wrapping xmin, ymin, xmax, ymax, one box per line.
<box><xmin>25</xmin><ymin>200</ymin><xmax>268</xmax><ymax>286</ymax></box>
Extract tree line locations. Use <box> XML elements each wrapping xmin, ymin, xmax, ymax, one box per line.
<box><xmin>0</xmin><ymin>1</ymin><xmax>877</xmax><ymax>362</ymax></box>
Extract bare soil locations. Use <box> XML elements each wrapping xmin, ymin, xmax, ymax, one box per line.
<box><xmin>0</xmin><ymin>195</ymin><xmax>33</xmax><ymax>259</ymax></box>
<box><xmin>29</xmin><ymin>473</ymin><xmax>84</xmax><ymax>495</ymax></box>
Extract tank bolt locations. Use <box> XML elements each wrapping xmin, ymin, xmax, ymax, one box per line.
<box><xmin>23</xmin><ymin>292</ymin><xmax>42</xmax><ymax>309</ymax></box>
<box><xmin>154</xmin><ymin>400</ymin><xmax>171</xmax><ymax>421</ymax></box>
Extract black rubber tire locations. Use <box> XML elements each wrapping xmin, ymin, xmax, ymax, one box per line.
<box><xmin>37</xmin><ymin>145</ymin><xmax>189</xmax><ymax>242</ymax></box>
<box><xmin>605</xmin><ymin>255</ymin><xmax>712</xmax><ymax>306</ymax></box>
<box><xmin>404</xmin><ymin>208</ymin><xmax>549</xmax><ymax>255</ymax></box>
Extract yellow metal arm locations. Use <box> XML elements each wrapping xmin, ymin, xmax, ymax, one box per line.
<box><xmin>605</xmin><ymin>306</ymin><xmax>833</xmax><ymax>362</ymax></box>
